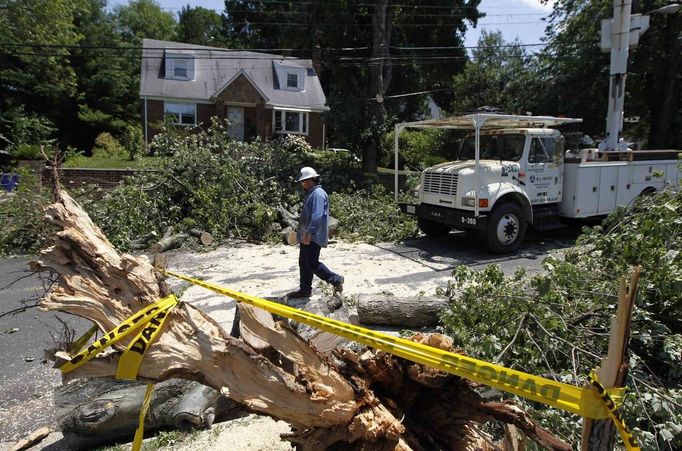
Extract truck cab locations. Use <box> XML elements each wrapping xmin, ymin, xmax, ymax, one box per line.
<box><xmin>402</xmin><ymin>127</ymin><xmax>565</xmax><ymax>253</ymax></box>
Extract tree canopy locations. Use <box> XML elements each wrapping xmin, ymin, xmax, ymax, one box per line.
<box><xmin>1</xmin><ymin>0</ymin><xmax>680</xmax><ymax>159</ymax></box>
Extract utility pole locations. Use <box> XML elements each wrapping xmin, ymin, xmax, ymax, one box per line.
<box><xmin>600</xmin><ymin>1</ymin><xmax>680</xmax><ymax>152</ymax></box>
<box><xmin>600</xmin><ymin>0</ymin><xmax>648</xmax><ymax>152</ymax></box>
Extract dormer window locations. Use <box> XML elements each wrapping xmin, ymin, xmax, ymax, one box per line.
<box><xmin>273</xmin><ymin>62</ymin><xmax>305</xmax><ymax>92</ymax></box>
<box><xmin>165</xmin><ymin>52</ymin><xmax>195</xmax><ymax>81</ymax></box>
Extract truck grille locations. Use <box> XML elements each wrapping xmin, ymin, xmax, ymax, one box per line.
<box><xmin>423</xmin><ymin>172</ymin><xmax>458</xmax><ymax>196</ymax></box>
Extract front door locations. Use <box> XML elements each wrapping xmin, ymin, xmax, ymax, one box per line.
<box><xmin>226</xmin><ymin>106</ymin><xmax>244</xmax><ymax>141</ymax></box>
<box><xmin>523</xmin><ymin>136</ymin><xmax>563</xmax><ymax>205</ymax></box>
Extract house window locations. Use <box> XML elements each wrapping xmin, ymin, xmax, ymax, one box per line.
<box><xmin>165</xmin><ymin>53</ymin><xmax>194</xmax><ymax>80</ymax></box>
<box><xmin>164</xmin><ymin>102</ymin><xmax>196</xmax><ymax>125</ymax></box>
<box><xmin>273</xmin><ymin>110</ymin><xmax>309</xmax><ymax>135</ymax></box>
<box><xmin>287</xmin><ymin>73</ymin><xmax>298</xmax><ymax>88</ymax></box>
<box><xmin>174</xmin><ymin>58</ymin><xmax>189</xmax><ymax>79</ymax></box>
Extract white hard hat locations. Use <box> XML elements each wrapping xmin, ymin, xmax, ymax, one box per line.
<box><xmin>298</xmin><ymin>167</ymin><xmax>320</xmax><ymax>182</ymax></box>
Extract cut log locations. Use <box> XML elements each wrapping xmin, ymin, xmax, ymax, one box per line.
<box><xmin>130</xmin><ymin>231</ymin><xmax>158</xmax><ymax>250</ymax></box>
<box><xmin>357</xmin><ymin>293</ymin><xmax>449</xmax><ymax>327</ymax></box>
<box><xmin>33</xmin><ymin>188</ymin><xmax>571</xmax><ymax>450</ymax></box>
<box><xmin>151</xmin><ymin>233</ymin><xmax>189</xmax><ymax>253</ymax></box>
<box><xmin>55</xmin><ymin>378</ymin><xmax>240</xmax><ymax>447</ymax></box>
<box><xmin>280</xmin><ymin>226</ymin><xmax>297</xmax><ymax>245</ymax></box>
<box><xmin>188</xmin><ymin>229</ymin><xmax>213</xmax><ymax>246</ymax></box>
<box><xmin>277</xmin><ymin>205</ymin><xmax>299</xmax><ymax>230</ymax></box>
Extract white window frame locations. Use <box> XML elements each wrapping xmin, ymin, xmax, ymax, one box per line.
<box><xmin>165</xmin><ymin>53</ymin><xmax>195</xmax><ymax>81</ymax></box>
<box><xmin>286</xmin><ymin>73</ymin><xmax>299</xmax><ymax>89</ymax></box>
<box><xmin>164</xmin><ymin>102</ymin><xmax>197</xmax><ymax>126</ymax></box>
<box><xmin>273</xmin><ymin>109</ymin><xmax>309</xmax><ymax>135</ymax></box>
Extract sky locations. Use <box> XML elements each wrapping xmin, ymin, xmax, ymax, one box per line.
<box><xmin>108</xmin><ymin>0</ymin><xmax>555</xmax><ymax>50</ymax></box>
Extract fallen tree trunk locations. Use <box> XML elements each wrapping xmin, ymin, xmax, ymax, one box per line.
<box><xmin>357</xmin><ymin>293</ymin><xmax>449</xmax><ymax>327</ymax></box>
<box><xmin>33</xmin><ymin>188</ymin><xmax>571</xmax><ymax>451</ymax></box>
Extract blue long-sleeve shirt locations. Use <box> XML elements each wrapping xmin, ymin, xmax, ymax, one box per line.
<box><xmin>297</xmin><ymin>185</ymin><xmax>329</xmax><ymax>247</ymax></box>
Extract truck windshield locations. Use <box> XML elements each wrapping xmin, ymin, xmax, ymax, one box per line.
<box><xmin>458</xmin><ymin>134</ymin><xmax>525</xmax><ymax>161</ymax></box>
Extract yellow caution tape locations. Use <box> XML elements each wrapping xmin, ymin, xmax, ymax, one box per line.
<box><xmin>116</xmin><ymin>296</ymin><xmax>178</xmax><ymax>380</ymax></box>
<box><xmin>132</xmin><ymin>383</ymin><xmax>156</xmax><ymax>451</ymax></box>
<box><xmin>61</xmin><ymin>294</ymin><xmax>179</xmax><ymax>451</ymax></box>
<box><xmin>163</xmin><ymin>270</ymin><xmax>625</xmax><ymax>420</ymax></box>
<box><xmin>60</xmin><ymin>295</ymin><xmax>178</xmax><ymax>374</ymax></box>
<box><xmin>588</xmin><ymin>370</ymin><xmax>640</xmax><ymax>451</ymax></box>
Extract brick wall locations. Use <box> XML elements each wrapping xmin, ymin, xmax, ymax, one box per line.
<box><xmin>42</xmin><ymin>167</ymin><xmax>152</xmax><ymax>189</ymax></box>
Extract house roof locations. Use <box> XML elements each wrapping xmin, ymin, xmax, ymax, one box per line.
<box><xmin>140</xmin><ymin>39</ymin><xmax>328</xmax><ymax>111</ymax></box>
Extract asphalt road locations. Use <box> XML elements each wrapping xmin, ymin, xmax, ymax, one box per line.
<box><xmin>0</xmin><ymin>227</ymin><xmax>580</xmax><ymax>446</ymax></box>
<box><xmin>0</xmin><ymin>257</ymin><xmax>89</xmax><ymax>444</ymax></box>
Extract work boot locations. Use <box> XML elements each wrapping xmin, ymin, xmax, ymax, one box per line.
<box><xmin>332</xmin><ymin>275</ymin><xmax>344</xmax><ymax>294</ymax></box>
<box><xmin>286</xmin><ymin>289</ymin><xmax>312</xmax><ymax>299</ymax></box>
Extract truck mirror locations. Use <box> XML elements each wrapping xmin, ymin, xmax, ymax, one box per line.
<box><xmin>555</xmin><ymin>137</ymin><xmax>565</xmax><ymax>165</ymax></box>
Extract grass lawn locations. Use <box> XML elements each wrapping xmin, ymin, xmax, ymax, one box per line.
<box><xmin>63</xmin><ymin>155</ymin><xmax>167</xmax><ymax>169</ymax></box>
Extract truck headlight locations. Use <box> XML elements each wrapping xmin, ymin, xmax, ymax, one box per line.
<box><xmin>462</xmin><ymin>197</ymin><xmax>488</xmax><ymax>208</ymax></box>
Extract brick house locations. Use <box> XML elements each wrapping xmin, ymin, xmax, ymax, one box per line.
<box><xmin>140</xmin><ymin>39</ymin><xmax>329</xmax><ymax>147</ymax></box>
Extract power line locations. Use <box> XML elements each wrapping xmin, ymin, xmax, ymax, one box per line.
<box><xmin>0</xmin><ymin>42</ymin><xmax>549</xmax><ymax>53</ymax></box>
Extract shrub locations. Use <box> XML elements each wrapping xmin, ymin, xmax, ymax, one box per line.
<box><xmin>120</xmin><ymin>125</ymin><xmax>143</xmax><ymax>161</ymax></box>
<box><xmin>92</xmin><ymin>132</ymin><xmax>125</xmax><ymax>159</ymax></box>
<box><xmin>382</xmin><ymin>128</ymin><xmax>455</xmax><ymax>170</ymax></box>
<box><xmin>0</xmin><ymin>169</ymin><xmax>54</xmax><ymax>255</ymax></box>
<box><xmin>12</xmin><ymin>144</ymin><xmax>44</xmax><ymax>160</ymax></box>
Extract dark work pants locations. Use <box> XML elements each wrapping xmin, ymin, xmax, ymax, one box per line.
<box><xmin>299</xmin><ymin>242</ymin><xmax>340</xmax><ymax>292</ymax></box>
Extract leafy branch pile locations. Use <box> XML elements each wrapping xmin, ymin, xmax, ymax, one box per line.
<box><xmin>439</xmin><ymin>185</ymin><xmax>682</xmax><ymax>448</ymax></box>
<box><xmin>0</xmin><ymin>121</ymin><xmax>416</xmax><ymax>254</ymax></box>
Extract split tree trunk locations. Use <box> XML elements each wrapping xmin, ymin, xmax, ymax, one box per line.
<box><xmin>34</xmin><ymin>189</ymin><xmax>571</xmax><ymax>451</ymax></box>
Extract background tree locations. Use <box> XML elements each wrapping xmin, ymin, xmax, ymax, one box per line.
<box><xmin>0</xmin><ymin>0</ymin><xmax>81</xmax><ymax>151</ymax></box>
<box><xmin>450</xmin><ymin>30</ymin><xmax>540</xmax><ymax>115</ymax></box>
<box><xmin>177</xmin><ymin>5</ymin><xmax>227</xmax><ymax>46</ymax></box>
<box><xmin>537</xmin><ymin>0</ymin><xmax>681</xmax><ymax>148</ymax></box>
<box><xmin>221</xmin><ymin>0</ymin><xmax>483</xmax><ymax>172</ymax></box>
<box><xmin>111</xmin><ymin>0</ymin><xmax>177</xmax><ymax>44</ymax></box>
<box><xmin>69</xmin><ymin>0</ymin><xmax>140</xmax><ymax>149</ymax></box>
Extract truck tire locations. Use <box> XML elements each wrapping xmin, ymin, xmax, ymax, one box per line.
<box><xmin>485</xmin><ymin>202</ymin><xmax>526</xmax><ymax>254</ymax></box>
<box><xmin>418</xmin><ymin>217</ymin><xmax>451</xmax><ymax>238</ymax></box>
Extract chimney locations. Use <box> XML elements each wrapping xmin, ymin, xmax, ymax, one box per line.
<box><xmin>312</xmin><ymin>45</ymin><xmax>322</xmax><ymax>79</ymax></box>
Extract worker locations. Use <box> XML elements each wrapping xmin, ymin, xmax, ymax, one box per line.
<box><xmin>287</xmin><ymin>167</ymin><xmax>344</xmax><ymax>298</ymax></box>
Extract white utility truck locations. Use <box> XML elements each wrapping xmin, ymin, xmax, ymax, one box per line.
<box><xmin>397</xmin><ymin>113</ymin><xmax>680</xmax><ymax>253</ymax></box>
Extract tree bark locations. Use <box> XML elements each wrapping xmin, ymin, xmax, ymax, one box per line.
<box><xmin>357</xmin><ymin>293</ymin><xmax>449</xmax><ymax>327</ymax></box>
<box><xmin>363</xmin><ymin>0</ymin><xmax>392</xmax><ymax>174</ymax></box>
<box><xmin>34</xmin><ymin>189</ymin><xmax>571</xmax><ymax>450</ymax></box>
<box><xmin>151</xmin><ymin>234</ymin><xmax>189</xmax><ymax>253</ymax></box>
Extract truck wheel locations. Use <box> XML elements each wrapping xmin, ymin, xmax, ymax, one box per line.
<box><xmin>485</xmin><ymin>203</ymin><xmax>526</xmax><ymax>254</ymax></box>
<box><xmin>418</xmin><ymin>217</ymin><xmax>451</xmax><ymax>238</ymax></box>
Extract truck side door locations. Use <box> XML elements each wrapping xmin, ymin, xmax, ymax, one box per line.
<box><xmin>523</xmin><ymin>136</ymin><xmax>563</xmax><ymax>205</ymax></box>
